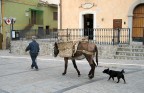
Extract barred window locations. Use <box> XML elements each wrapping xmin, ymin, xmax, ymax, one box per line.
<box><xmin>53</xmin><ymin>12</ymin><xmax>57</xmax><ymax>21</ymax></box>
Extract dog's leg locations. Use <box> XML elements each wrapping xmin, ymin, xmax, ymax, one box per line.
<box><xmin>112</xmin><ymin>77</ymin><xmax>114</xmax><ymax>81</ymax></box>
<box><xmin>117</xmin><ymin>77</ymin><xmax>120</xmax><ymax>83</ymax></box>
<box><xmin>122</xmin><ymin>75</ymin><xmax>126</xmax><ymax>84</ymax></box>
<box><xmin>108</xmin><ymin>76</ymin><xmax>111</xmax><ymax>80</ymax></box>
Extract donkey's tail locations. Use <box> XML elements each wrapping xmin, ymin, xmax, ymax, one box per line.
<box><xmin>95</xmin><ymin>45</ymin><xmax>98</xmax><ymax>66</ymax></box>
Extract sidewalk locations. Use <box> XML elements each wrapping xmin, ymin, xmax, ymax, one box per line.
<box><xmin>0</xmin><ymin>50</ymin><xmax>144</xmax><ymax>93</ymax></box>
<box><xmin>0</xmin><ymin>50</ymin><xmax>144</xmax><ymax>69</ymax></box>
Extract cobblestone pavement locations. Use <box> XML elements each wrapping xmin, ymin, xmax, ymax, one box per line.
<box><xmin>0</xmin><ymin>50</ymin><xmax>144</xmax><ymax>93</ymax></box>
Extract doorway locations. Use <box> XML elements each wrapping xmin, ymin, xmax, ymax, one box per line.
<box><xmin>37</xmin><ymin>27</ymin><xmax>44</xmax><ymax>38</ymax></box>
<box><xmin>46</xmin><ymin>26</ymin><xmax>49</xmax><ymax>35</ymax></box>
<box><xmin>83</xmin><ymin>14</ymin><xmax>93</xmax><ymax>40</ymax></box>
<box><xmin>113</xmin><ymin>19</ymin><xmax>122</xmax><ymax>44</ymax></box>
<box><xmin>132</xmin><ymin>4</ymin><xmax>144</xmax><ymax>42</ymax></box>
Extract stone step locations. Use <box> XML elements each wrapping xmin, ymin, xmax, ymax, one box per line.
<box><xmin>114</xmin><ymin>55</ymin><xmax>144</xmax><ymax>60</ymax></box>
<box><xmin>114</xmin><ymin>45</ymin><xmax>144</xmax><ymax>60</ymax></box>
<box><xmin>118</xmin><ymin>45</ymin><xmax>144</xmax><ymax>48</ymax></box>
<box><xmin>117</xmin><ymin>48</ymin><xmax>144</xmax><ymax>52</ymax></box>
<box><xmin>116</xmin><ymin>51</ymin><xmax>144</xmax><ymax>57</ymax></box>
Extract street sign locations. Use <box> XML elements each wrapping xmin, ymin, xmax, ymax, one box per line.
<box><xmin>5</xmin><ymin>19</ymin><xmax>11</xmax><ymax>25</ymax></box>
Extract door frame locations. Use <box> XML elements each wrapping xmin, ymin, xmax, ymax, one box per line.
<box><xmin>79</xmin><ymin>10</ymin><xmax>96</xmax><ymax>40</ymax></box>
<box><xmin>0</xmin><ymin>33</ymin><xmax>3</xmax><ymax>49</ymax></box>
<box><xmin>84</xmin><ymin>14</ymin><xmax>94</xmax><ymax>40</ymax></box>
<box><xmin>128</xmin><ymin>0</ymin><xmax>144</xmax><ymax>44</ymax></box>
<box><xmin>132</xmin><ymin>4</ymin><xmax>144</xmax><ymax>42</ymax></box>
<box><xmin>113</xmin><ymin>19</ymin><xmax>122</xmax><ymax>44</ymax></box>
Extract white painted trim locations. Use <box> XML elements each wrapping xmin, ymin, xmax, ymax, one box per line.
<box><xmin>58</xmin><ymin>4</ymin><xmax>60</xmax><ymax>29</ymax></box>
<box><xmin>128</xmin><ymin>16</ymin><xmax>133</xmax><ymax>44</ymax></box>
<box><xmin>128</xmin><ymin>0</ymin><xmax>144</xmax><ymax>16</ymax></box>
<box><xmin>79</xmin><ymin>10</ymin><xmax>96</xmax><ymax>40</ymax></box>
<box><xmin>79</xmin><ymin>10</ymin><xmax>96</xmax><ymax>28</ymax></box>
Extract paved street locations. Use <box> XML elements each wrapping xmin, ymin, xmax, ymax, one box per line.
<box><xmin>0</xmin><ymin>50</ymin><xmax>144</xmax><ymax>93</ymax></box>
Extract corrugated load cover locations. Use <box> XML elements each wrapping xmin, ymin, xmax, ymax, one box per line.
<box><xmin>57</xmin><ymin>41</ymin><xmax>73</xmax><ymax>57</ymax></box>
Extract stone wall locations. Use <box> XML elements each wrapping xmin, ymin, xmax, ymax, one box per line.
<box><xmin>97</xmin><ymin>45</ymin><xmax>117</xmax><ymax>59</ymax></box>
<box><xmin>11</xmin><ymin>39</ymin><xmax>54</xmax><ymax>56</ymax></box>
<box><xmin>11</xmin><ymin>40</ymin><xmax>118</xmax><ymax>59</ymax></box>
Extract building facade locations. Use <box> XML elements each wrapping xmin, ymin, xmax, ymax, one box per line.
<box><xmin>59</xmin><ymin>0</ymin><xmax>144</xmax><ymax>44</ymax></box>
<box><xmin>0</xmin><ymin>0</ymin><xmax>3</xmax><ymax>49</ymax></box>
<box><xmin>1</xmin><ymin>0</ymin><xmax>58</xmax><ymax>49</ymax></box>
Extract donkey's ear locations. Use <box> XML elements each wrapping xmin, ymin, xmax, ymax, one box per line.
<box><xmin>54</xmin><ymin>42</ymin><xmax>57</xmax><ymax>45</ymax></box>
<box><xmin>54</xmin><ymin>42</ymin><xmax>58</xmax><ymax>47</ymax></box>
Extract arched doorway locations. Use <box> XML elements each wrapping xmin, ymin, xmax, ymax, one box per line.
<box><xmin>84</xmin><ymin>14</ymin><xmax>93</xmax><ymax>40</ymax></box>
<box><xmin>132</xmin><ymin>4</ymin><xmax>144</xmax><ymax>42</ymax></box>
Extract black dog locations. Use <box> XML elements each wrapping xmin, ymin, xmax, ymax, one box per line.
<box><xmin>103</xmin><ymin>68</ymin><xmax>126</xmax><ymax>84</ymax></box>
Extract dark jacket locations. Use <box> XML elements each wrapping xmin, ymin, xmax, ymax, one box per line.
<box><xmin>25</xmin><ymin>40</ymin><xmax>40</xmax><ymax>54</ymax></box>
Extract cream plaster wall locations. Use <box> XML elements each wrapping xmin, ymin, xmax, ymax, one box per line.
<box><xmin>61</xmin><ymin>0</ymin><xmax>138</xmax><ymax>29</ymax></box>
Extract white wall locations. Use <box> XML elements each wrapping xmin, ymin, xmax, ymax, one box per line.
<box><xmin>0</xmin><ymin>0</ymin><xmax>2</xmax><ymax>33</ymax></box>
<box><xmin>42</xmin><ymin>0</ymin><xmax>59</xmax><ymax>4</ymax></box>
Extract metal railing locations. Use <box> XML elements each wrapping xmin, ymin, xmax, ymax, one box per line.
<box><xmin>13</xmin><ymin>28</ymin><xmax>130</xmax><ymax>45</ymax></box>
<box><xmin>57</xmin><ymin>28</ymin><xmax>130</xmax><ymax>45</ymax></box>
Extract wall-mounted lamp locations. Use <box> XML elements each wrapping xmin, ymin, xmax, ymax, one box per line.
<box><xmin>101</xmin><ymin>18</ymin><xmax>104</xmax><ymax>21</ymax></box>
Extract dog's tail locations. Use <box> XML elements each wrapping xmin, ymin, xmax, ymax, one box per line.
<box><xmin>121</xmin><ymin>69</ymin><xmax>125</xmax><ymax>73</ymax></box>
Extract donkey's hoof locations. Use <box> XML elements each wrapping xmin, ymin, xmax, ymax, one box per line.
<box><xmin>89</xmin><ymin>75</ymin><xmax>94</xmax><ymax>79</ymax></box>
<box><xmin>88</xmin><ymin>74</ymin><xmax>91</xmax><ymax>77</ymax></box>
<box><xmin>62</xmin><ymin>72</ymin><xmax>66</xmax><ymax>75</ymax></box>
<box><xmin>78</xmin><ymin>74</ymin><xmax>81</xmax><ymax>77</ymax></box>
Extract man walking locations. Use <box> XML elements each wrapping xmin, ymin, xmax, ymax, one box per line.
<box><xmin>25</xmin><ymin>36</ymin><xmax>40</xmax><ymax>70</ymax></box>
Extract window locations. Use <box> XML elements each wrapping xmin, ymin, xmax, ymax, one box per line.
<box><xmin>53</xmin><ymin>12</ymin><xmax>57</xmax><ymax>21</ymax></box>
<box><xmin>53</xmin><ymin>28</ymin><xmax>57</xmax><ymax>32</ymax></box>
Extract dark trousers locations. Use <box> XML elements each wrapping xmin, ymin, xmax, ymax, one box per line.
<box><xmin>30</xmin><ymin>53</ymin><xmax>38</xmax><ymax>69</ymax></box>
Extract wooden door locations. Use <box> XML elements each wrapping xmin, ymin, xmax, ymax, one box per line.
<box><xmin>113</xmin><ymin>19</ymin><xmax>122</xmax><ymax>44</ymax></box>
<box><xmin>0</xmin><ymin>33</ymin><xmax>3</xmax><ymax>49</ymax></box>
<box><xmin>132</xmin><ymin>4</ymin><xmax>144</xmax><ymax>40</ymax></box>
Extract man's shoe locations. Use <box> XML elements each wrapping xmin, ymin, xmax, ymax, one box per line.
<box><xmin>31</xmin><ymin>67</ymin><xmax>33</xmax><ymax>69</ymax></box>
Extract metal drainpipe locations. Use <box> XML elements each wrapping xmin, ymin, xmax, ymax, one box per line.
<box><xmin>1</xmin><ymin>0</ymin><xmax>4</xmax><ymax>49</ymax></box>
<box><xmin>1</xmin><ymin>0</ymin><xmax>4</xmax><ymax>33</ymax></box>
<box><xmin>60</xmin><ymin>0</ymin><xmax>62</xmax><ymax>29</ymax></box>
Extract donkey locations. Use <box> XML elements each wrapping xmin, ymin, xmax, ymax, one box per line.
<box><xmin>54</xmin><ymin>41</ymin><xmax>98</xmax><ymax>79</ymax></box>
